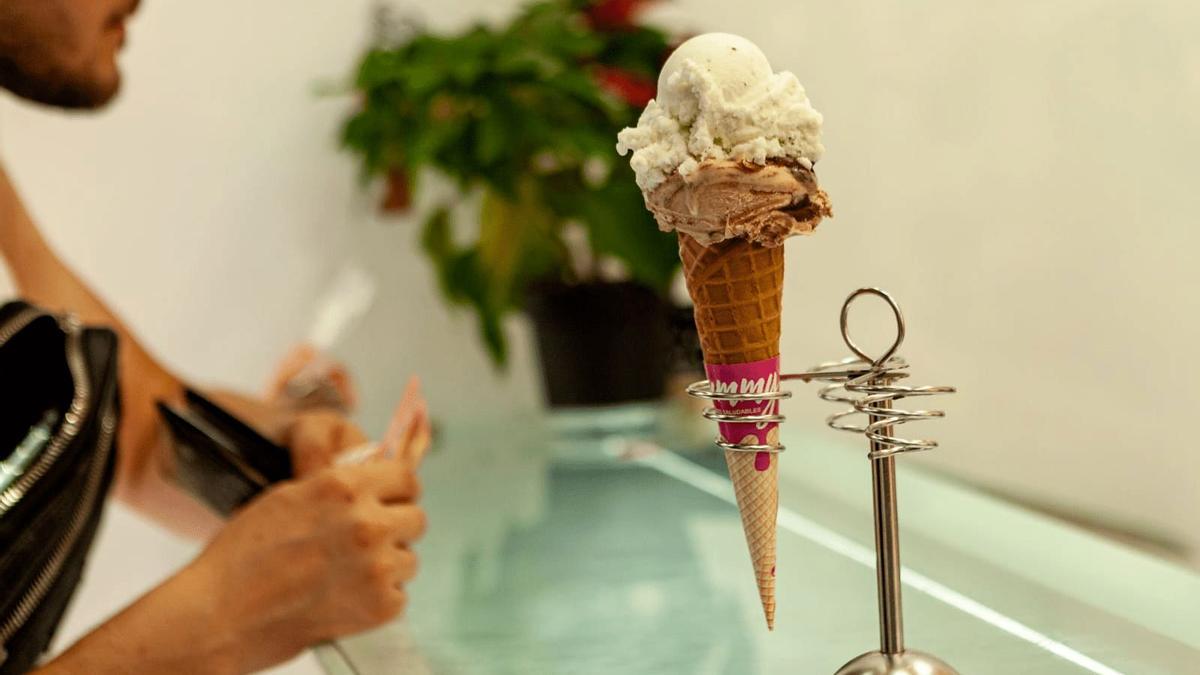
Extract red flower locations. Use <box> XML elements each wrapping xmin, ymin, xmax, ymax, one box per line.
<box><xmin>585</xmin><ymin>0</ymin><xmax>656</xmax><ymax>30</ymax></box>
<box><xmin>593</xmin><ymin>66</ymin><xmax>656</xmax><ymax>107</ymax></box>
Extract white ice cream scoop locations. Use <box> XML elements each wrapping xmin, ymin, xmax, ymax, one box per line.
<box><xmin>657</xmin><ymin>32</ymin><xmax>772</xmax><ymax>114</ymax></box>
<box><xmin>617</xmin><ymin>33</ymin><xmax>824</xmax><ymax>191</ymax></box>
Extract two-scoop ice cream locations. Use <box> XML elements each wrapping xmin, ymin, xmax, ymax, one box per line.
<box><xmin>617</xmin><ymin>32</ymin><xmax>831</xmax><ymax>631</ymax></box>
<box><xmin>616</xmin><ymin>33</ymin><xmax>830</xmax><ymax>246</ymax></box>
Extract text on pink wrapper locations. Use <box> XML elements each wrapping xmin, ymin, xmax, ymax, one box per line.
<box><xmin>705</xmin><ymin>356</ymin><xmax>782</xmax><ymax>463</ymax></box>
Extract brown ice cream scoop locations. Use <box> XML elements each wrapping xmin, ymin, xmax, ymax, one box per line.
<box><xmin>645</xmin><ymin>160</ymin><xmax>832</xmax><ymax>247</ymax></box>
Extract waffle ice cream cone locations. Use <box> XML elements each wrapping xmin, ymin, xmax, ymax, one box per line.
<box><xmin>678</xmin><ymin>235</ymin><xmax>784</xmax><ymax>365</ymax></box>
<box><xmin>724</xmin><ymin>441</ymin><xmax>779</xmax><ymax>629</ymax></box>
<box><xmin>680</xmin><ymin>233</ymin><xmax>784</xmax><ymax>630</ymax></box>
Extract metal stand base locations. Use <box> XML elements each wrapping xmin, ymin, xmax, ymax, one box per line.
<box><xmin>833</xmin><ymin>650</ymin><xmax>959</xmax><ymax>675</ymax></box>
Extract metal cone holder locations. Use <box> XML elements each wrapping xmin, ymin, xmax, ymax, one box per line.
<box><xmin>687</xmin><ymin>288</ymin><xmax>959</xmax><ymax>675</ymax></box>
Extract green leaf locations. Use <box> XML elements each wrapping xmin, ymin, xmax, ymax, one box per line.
<box><xmin>420</xmin><ymin>207</ymin><xmax>452</xmax><ymax>257</ymax></box>
<box><xmin>477</xmin><ymin>303</ymin><xmax>507</xmax><ymax>367</ymax></box>
<box><xmin>478</xmin><ymin>190</ymin><xmax>524</xmax><ymax>295</ymax></box>
<box><xmin>444</xmin><ymin>249</ymin><xmax>510</xmax><ymax>368</ymax></box>
<box><xmin>420</xmin><ymin>208</ymin><xmax>510</xmax><ymax>367</ymax></box>
<box><xmin>474</xmin><ymin>107</ymin><xmax>508</xmax><ymax>165</ymax></box>
<box><xmin>419</xmin><ymin>207</ymin><xmax>459</xmax><ymax>301</ymax></box>
<box><xmin>478</xmin><ymin>181</ymin><xmax>565</xmax><ymax>308</ymax></box>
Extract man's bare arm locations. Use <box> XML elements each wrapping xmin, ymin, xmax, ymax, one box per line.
<box><xmin>0</xmin><ymin>165</ymin><xmax>240</xmax><ymax>537</ymax></box>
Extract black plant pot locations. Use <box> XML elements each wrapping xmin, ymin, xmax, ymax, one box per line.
<box><xmin>526</xmin><ymin>281</ymin><xmax>675</xmax><ymax>408</ymax></box>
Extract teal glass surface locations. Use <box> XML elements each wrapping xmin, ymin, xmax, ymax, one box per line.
<box><xmin>316</xmin><ymin>411</ymin><xmax>1200</xmax><ymax>674</ymax></box>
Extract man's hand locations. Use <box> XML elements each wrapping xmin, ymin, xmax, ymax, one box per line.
<box><xmin>190</xmin><ymin>460</ymin><xmax>426</xmax><ymax>672</ymax></box>
<box><xmin>41</xmin><ymin>458</ymin><xmax>427</xmax><ymax>675</ymax></box>
<box><xmin>284</xmin><ymin>377</ymin><xmax>431</xmax><ymax>477</ymax></box>
<box><xmin>284</xmin><ymin>410</ymin><xmax>370</xmax><ymax>478</ymax></box>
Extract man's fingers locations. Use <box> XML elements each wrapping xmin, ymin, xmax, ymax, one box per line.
<box><xmin>381</xmin><ymin>504</ymin><xmax>427</xmax><ymax>543</ymax></box>
<box><xmin>383</xmin><ymin>377</ymin><xmax>422</xmax><ymax>454</ymax></box>
<box><xmin>381</xmin><ymin>377</ymin><xmax>432</xmax><ymax>469</ymax></box>
<box><xmin>338</xmin><ymin>420</ymin><xmax>370</xmax><ymax>453</ymax></box>
<box><xmin>266</xmin><ymin>344</ymin><xmax>319</xmax><ymax>400</ymax></box>
<box><xmin>393</xmin><ymin>546</ymin><xmax>419</xmax><ymax>583</ymax></box>
<box><xmin>325</xmin><ymin>365</ymin><xmax>359</xmax><ymax>411</ymax></box>
<box><xmin>403</xmin><ymin>404</ymin><xmax>432</xmax><ymax>468</ymax></box>
<box><xmin>343</xmin><ymin>462</ymin><xmax>420</xmax><ymax>503</ymax></box>
<box><xmin>267</xmin><ymin>344</ymin><xmax>359</xmax><ymax>412</ymax></box>
<box><xmin>290</xmin><ymin>375</ymin><xmax>429</xmax><ymax>477</ymax></box>
<box><xmin>289</xmin><ymin>413</ymin><xmax>338</xmax><ymax>476</ymax></box>
<box><xmin>289</xmin><ymin>412</ymin><xmax>371</xmax><ymax>476</ymax></box>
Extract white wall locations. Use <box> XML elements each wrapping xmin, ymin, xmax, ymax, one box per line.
<box><xmin>2</xmin><ymin>0</ymin><xmax>1198</xmax><ymax>662</ymax></box>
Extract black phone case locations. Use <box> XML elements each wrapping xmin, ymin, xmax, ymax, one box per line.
<box><xmin>158</xmin><ymin>389</ymin><xmax>293</xmax><ymax>515</ymax></box>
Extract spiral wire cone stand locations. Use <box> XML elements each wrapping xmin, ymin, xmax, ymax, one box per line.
<box><xmin>683</xmin><ymin>384</ymin><xmax>791</xmax><ymax>453</ymax></box>
<box><xmin>687</xmin><ymin>288</ymin><xmax>959</xmax><ymax>674</ymax></box>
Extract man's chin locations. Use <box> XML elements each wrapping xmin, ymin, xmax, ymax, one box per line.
<box><xmin>71</xmin><ymin>75</ymin><xmax>121</xmax><ymax>109</ymax></box>
<box><xmin>53</xmin><ymin>69</ymin><xmax>120</xmax><ymax>109</ymax></box>
<box><xmin>0</xmin><ymin>64</ymin><xmax>121</xmax><ymax>110</ymax></box>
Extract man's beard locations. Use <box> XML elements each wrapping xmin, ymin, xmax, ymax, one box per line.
<box><xmin>0</xmin><ymin>55</ymin><xmax>118</xmax><ymax>109</ymax></box>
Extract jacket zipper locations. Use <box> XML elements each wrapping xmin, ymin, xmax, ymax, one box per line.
<box><xmin>0</xmin><ymin>404</ymin><xmax>115</xmax><ymax>666</ymax></box>
<box><xmin>0</xmin><ymin>311</ymin><xmax>109</xmax><ymax>665</ymax></box>
<box><xmin>0</xmin><ymin>316</ymin><xmax>91</xmax><ymax>515</ymax></box>
<box><xmin>0</xmin><ymin>308</ymin><xmax>42</xmax><ymax>347</ymax></box>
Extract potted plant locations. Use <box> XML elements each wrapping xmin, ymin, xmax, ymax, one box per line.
<box><xmin>341</xmin><ymin>0</ymin><xmax>688</xmax><ymax>406</ymax></box>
